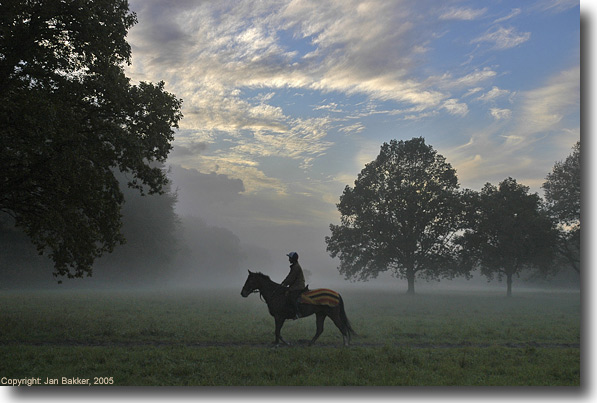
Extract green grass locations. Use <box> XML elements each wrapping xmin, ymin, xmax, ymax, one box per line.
<box><xmin>0</xmin><ymin>288</ymin><xmax>581</xmax><ymax>386</ymax></box>
<box><xmin>0</xmin><ymin>345</ymin><xmax>580</xmax><ymax>386</ymax></box>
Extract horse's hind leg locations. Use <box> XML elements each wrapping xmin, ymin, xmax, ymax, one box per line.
<box><xmin>330</xmin><ymin>312</ymin><xmax>350</xmax><ymax>346</ymax></box>
<box><xmin>308</xmin><ymin>313</ymin><xmax>325</xmax><ymax>346</ymax></box>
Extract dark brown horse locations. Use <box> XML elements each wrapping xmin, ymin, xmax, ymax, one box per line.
<box><xmin>240</xmin><ymin>270</ymin><xmax>355</xmax><ymax>346</ymax></box>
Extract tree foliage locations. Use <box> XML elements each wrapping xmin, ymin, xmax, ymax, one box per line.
<box><xmin>0</xmin><ymin>167</ymin><xmax>180</xmax><ymax>286</ymax></box>
<box><xmin>0</xmin><ymin>0</ymin><xmax>183</xmax><ymax>279</ymax></box>
<box><xmin>457</xmin><ymin>178</ymin><xmax>558</xmax><ymax>296</ymax></box>
<box><xmin>542</xmin><ymin>141</ymin><xmax>580</xmax><ymax>273</ymax></box>
<box><xmin>326</xmin><ymin>137</ymin><xmax>469</xmax><ymax>294</ymax></box>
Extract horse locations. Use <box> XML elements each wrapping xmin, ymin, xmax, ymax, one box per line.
<box><xmin>240</xmin><ymin>270</ymin><xmax>356</xmax><ymax>346</ymax></box>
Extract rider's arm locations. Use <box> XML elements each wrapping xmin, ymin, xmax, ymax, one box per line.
<box><xmin>281</xmin><ymin>267</ymin><xmax>297</xmax><ymax>287</ymax></box>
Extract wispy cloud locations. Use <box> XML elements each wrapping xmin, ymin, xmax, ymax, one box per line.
<box><xmin>338</xmin><ymin>122</ymin><xmax>366</xmax><ymax>135</ymax></box>
<box><xmin>447</xmin><ymin>65</ymin><xmax>579</xmax><ymax>189</ymax></box>
<box><xmin>533</xmin><ymin>0</ymin><xmax>579</xmax><ymax>13</ymax></box>
<box><xmin>443</xmin><ymin>99</ymin><xmax>469</xmax><ymax>117</ymax></box>
<box><xmin>472</xmin><ymin>26</ymin><xmax>531</xmax><ymax>50</ymax></box>
<box><xmin>439</xmin><ymin>7</ymin><xmax>487</xmax><ymax>21</ymax></box>
<box><xmin>489</xmin><ymin>108</ymin><xmax>512</xmax><ymax>120</ymax></box>
<box><xmin>515</xmin><ymin>66</ymin><xmax>579</xmax><ymax>137</ymax></box>
<box><xmin>429</xmin><ymin>68</ymin><xmax>498</xmax><ymax>90</ymax></box>
<box><xmin>493</xmin><ymin>8</ymin><xmax>522</xmax><ymax>23</ymax></box>
<box><xmin>476</xmin><ymin>86</ymin><xmax>514</xmax><ymax>102</ymax></box>
<box><xmin>463</xmin><ymin>87</ymin><xmax>484</xmax><ymax>97</ymax></box>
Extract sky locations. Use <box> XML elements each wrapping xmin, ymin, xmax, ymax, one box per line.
<box><xmin>124</xmin><ymin>0</ymin><xmax>581</xmax><ymax>286</ymax></box>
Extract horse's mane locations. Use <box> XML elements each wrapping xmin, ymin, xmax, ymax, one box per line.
<box><xmin>252</xmin><ymin>271</ymin><xmax>280</xmax><ymax>285</ymax></box>
<box><xmin>250</xmin><ymin>271</ymin><xmax>284</xmax><ymax>296</ymax></box>
<box><xmin>253</xmin><ymin>271</ymin><xmax>270</xmax><ymax>280</ymax></box>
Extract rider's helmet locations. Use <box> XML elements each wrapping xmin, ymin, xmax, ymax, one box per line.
<box><xmin>286</xmin><ymin>252</ymin><xmax>299</xmax><ymax>263</ymax></box>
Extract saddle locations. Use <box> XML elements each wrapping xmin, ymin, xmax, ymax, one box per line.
<box><xmin>284</xmin><ymin>285</ymin><xmax>309</xmax><ymax>296</ymax></box>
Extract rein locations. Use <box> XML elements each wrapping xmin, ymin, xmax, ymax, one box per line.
<box><xmin>246</xmin><ymin>273</ymin><xmax>286</xmax><ymax>304</ymax></box>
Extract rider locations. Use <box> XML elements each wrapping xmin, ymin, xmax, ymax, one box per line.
<box><xmin>281</xmin><ymin>251</ymin><xmax>306</xmax><ymax>319</ymax></box>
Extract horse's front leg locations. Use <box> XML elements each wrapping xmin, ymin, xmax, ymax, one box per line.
<box><xmin>273</xmin><ymin>317</ymin><xmax>290</xmax><ymax>346</ymax></box>
<box><xmin>308</xmin><ymin>312</ymin><xmax>325</xmax><ymax>346</ymax></box>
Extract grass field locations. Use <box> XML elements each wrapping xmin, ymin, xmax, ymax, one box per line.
<box><xmin>0</xmin><ymin>287</ymin><xmax>581</xmax><ymax>386</ymax></box>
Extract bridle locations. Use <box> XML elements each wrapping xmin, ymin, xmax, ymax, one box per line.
<box><xmin>243</xmin><ymin>273</ymin><xmax>284</xmax><ymax>303</ymax></box>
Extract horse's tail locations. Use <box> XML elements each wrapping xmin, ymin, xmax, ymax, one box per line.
<box><xmin>338</xmin><ymin>295</ymin><xmax>356</xmax><ymax>337</ymax></box>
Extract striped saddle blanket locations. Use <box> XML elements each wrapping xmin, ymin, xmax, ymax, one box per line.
<box><xmin>299</xmin><ymin>288</ymin><xmax>341</xmax><ymax>307</ymax></box>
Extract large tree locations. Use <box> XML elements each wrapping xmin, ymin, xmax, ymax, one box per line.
<box><xmin>0</xmin><ymin>167</ymin><xmax>180</xmax><ymax>286</ymax></box>
<box><xmin>458</xmin><ymin>178</ymin><xmax>558</xmax><ymax>296</ymax></box>
<box><xmin>0</xmin><ymin>0</ymin><xmax>182</xmax><ymax>279</ymax></box>
<box><xmin>326</xmin><ymin>137</ymin><xmax>469</xmax><ymax>294</ymax></box>
<box><xmin>542</xmin><ymin>141</ymin><xmax>580</xmax><ymax>274</ymax></box>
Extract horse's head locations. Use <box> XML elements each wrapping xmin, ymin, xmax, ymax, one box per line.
<box><xmin>241</xmin><ymin>270</ymin><xmax>261</xmax><ymax>297</ymax></box>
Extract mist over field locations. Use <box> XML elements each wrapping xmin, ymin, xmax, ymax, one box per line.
<box><xmin>0</xmin><ymin>163</ymin><xmax>580</xmax><ymax>292</ymax></box>
<box><xmin>0</xmin><ymin>196</ymin><xmax>580</xmax><ymax>293</ymax></box>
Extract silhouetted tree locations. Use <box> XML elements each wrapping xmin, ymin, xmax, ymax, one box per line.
<box><xmin>326</xmin><ymin>138</ymin><xmax>470</xmax><ymax>294</ymax></box>
<box><xmin>542</xmin><ymin>141</ymin><xmax>580</xmax><ymax>274</ymax></box>
<box><xmin>0</xmin><ymin>0</ymin><xmax>182</xmax><ymax>279</ymax></box>
<box><xmin>0</xmin><ymin>167</ymin><xmax>180</xmax><ymax>287</ymax></box>
<box><xmin>457</xmin><ymin>178</ymin><xmax>558</xmax><ymax>296</ymax></box>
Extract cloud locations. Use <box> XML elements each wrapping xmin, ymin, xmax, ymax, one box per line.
<box><xmin>429</xmin><ymin>68</ymin><xmax>498</xmax><ymax>90</ymax></box>
<box><xmin>439</xmin><ymin>7</ymin><xmax>487</xmax><ymax>21</ymax></box>
<box><xmin>338</xmin><ymin>122</ymin><xmax>366</xmax><ymax>135</ymax></box>
<box><xmin>126</xmin><ymin>0</ymin><xmax>459</xmax><ymax>114</ymax></box>
<box><xmin>169</xmin><ymin>142</ymin><xmax>209</xmax><ymax>158</ymax></box>
<box><xmin>463</xmin><ymin>87</ymin><xmax>484</xmax><ymax>97</ymax></box>
<box><xmin>231</xmin><ymin>116</ymin><xmax>335</xmax><ymax>170</ymax></box>
<box><xmin>472</xmin><ymin>26</ymin><xmax>531</xmax><ymax>49</ymax></box>
<box><xmin>181</xmin><ymin>88</ymin><xmax>288</xmax><ymax>134</ymax></box>
<box><xmin>515</xmin><ymin>66</ymin><xmax>579</xmax><ymax>137</ymax></box>
<box><xmin>313</xmin><ymin>102</ymin><xmax>343</xmax><ymax>113</ymax></box>
<box><xmin>446</xmin><ymin>66</ymin><xmax>579</xmax><ymax>190</ymax></box>
<box><xmin>489</xmin><ymin>108</ymin><xmax>512</xmax><ymax>120</ymax></box>
<box><xmin>443</xmin><ymin>99</ymin><xmax>469</xmax><ymax>117</ymax></box>
<box><xmin>183</xmin><ymin>153</ymin><xmax>287</xmax><ymax>195</ymax></box>
<box><xmin>493</xmin><ymin>8</ymin><xmax>521</xmax><ymax>23</ymax></box>
<box><xmin>533</xmin><ymin>0</ymin><xmax>579</xmax><ymax>13</ymax></box>
<box><xmin>476</xmin><ymin>86</ymin><xmax>514</xmax><ymax>102</ymax></box>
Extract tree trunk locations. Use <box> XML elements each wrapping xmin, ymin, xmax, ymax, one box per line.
<box><xmin>506</xmin><ymin>273</ymin><xmax>513</xmax><ymax>297</ymax></box>
<box><xmin>407</xmin><ymin>273</ymin><xmax>415</xmax><ymax>295</ymax></box>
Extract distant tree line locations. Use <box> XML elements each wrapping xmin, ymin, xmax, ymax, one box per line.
<box><xmin>326</xmin><ymin>138</ymin><xmax>580</xmax><ymax>296</ymax></box>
